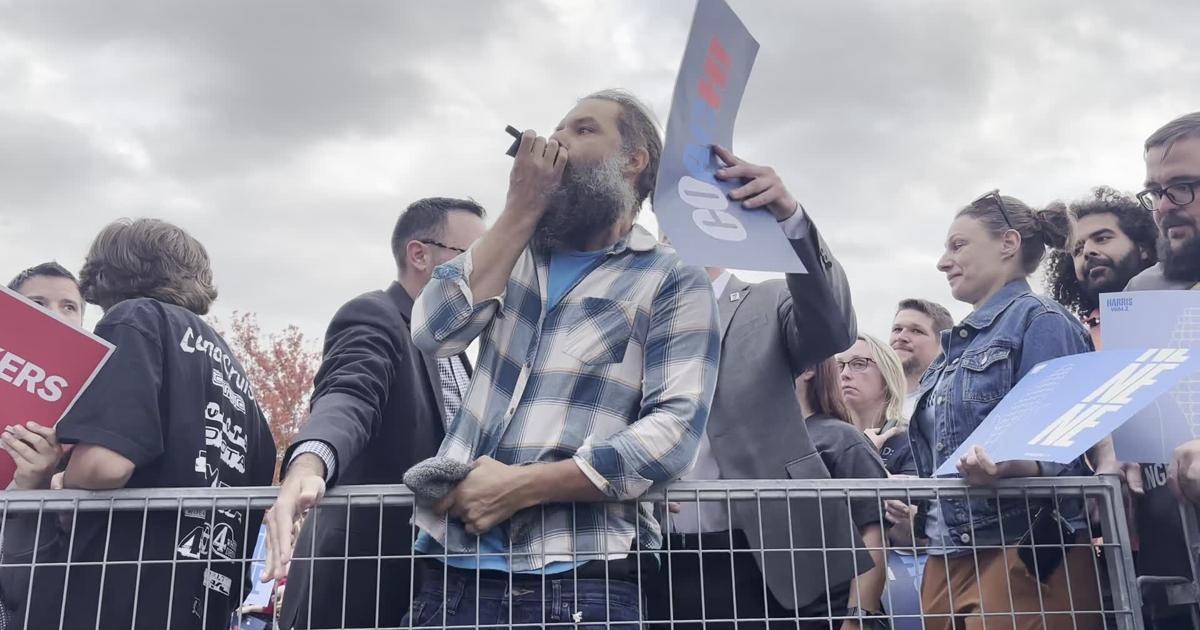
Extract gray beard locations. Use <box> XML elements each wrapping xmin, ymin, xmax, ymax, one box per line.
<box><xmin>534</xmin><ymin>154</ymin><xmax>636</xmax><ymax>253</ymax></box>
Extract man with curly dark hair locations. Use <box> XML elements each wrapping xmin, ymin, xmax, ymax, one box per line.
<box><xmin>1043</xmin><ymin>186</ymin><xmax>1157</xmax><ymax>347</ymax></box>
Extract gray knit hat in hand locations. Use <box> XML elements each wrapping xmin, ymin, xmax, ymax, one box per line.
<box><xmin>403</xmin><ymin>456</ymin><xmax>473</xmax><ymax>505</ymax></box>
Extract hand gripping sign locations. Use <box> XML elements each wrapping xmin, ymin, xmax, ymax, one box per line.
<box><xmin>653</xmin><ymin>0</ymin><xmax>806</xmax><ymax>272</ymax></box>
<box><xmin>935</xmin><ymin>347</ymin><xmax>1200</xmax><ymax>476</ymax></box>
<box><xmin>0</xmin><ymin>285</ymin><xmax>114</xmax><ymax>486</ymax></box>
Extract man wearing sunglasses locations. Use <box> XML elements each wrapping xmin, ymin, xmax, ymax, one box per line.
<box><xmin>268</xmin><ymin>197</ymin><xmax>487</xmax><ymax>630</ymax></box>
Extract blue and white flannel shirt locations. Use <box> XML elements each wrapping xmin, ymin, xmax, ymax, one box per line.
<box><xmin>410</xmin><ymin>224</ymin><xmax>720</xmax><ymax>572</ymax></box>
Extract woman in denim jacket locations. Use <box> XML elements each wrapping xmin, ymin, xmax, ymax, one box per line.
<box><xmin>910</xmin><ymin>191</ymin><xmax>1102</xmax><ymax>630</ymax></box>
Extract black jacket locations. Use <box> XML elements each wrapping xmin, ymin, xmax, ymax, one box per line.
<box><xmin>280</xmin><ymin>282</ymin><xmax>465</xmax><ymax>629</ymax></box>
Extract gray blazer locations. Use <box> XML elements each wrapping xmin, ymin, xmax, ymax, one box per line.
<box><xmin>706</xmin><ymin>219</ymin><xmax>868</xmax><ymax>610</ymax></box>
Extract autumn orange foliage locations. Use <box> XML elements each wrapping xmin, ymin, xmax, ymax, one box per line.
<box><xmin>210</xmin><ymin>312</ymin><xmax>320</xmax><ymax>482</ymax></box>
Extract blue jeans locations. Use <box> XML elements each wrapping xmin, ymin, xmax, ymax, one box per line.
<box><xmin>404</xmin><ymin>566</ymin><xmax>643</xmax><ymax>630</ymax></box>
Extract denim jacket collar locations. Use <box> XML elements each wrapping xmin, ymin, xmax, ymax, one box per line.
<box><xmin>961</xmin><ymin>278</ymin><xmax>1031</xmax><ymax>331</ymax></box>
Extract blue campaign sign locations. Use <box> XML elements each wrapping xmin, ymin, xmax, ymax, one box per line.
<box><xmin>652</xmin><ymin>0</ymin><xmax>806</xmax><ymax>272</ymax></box>
<box><xmin>1102</xmin><ymin>290</ymin><xmax>1200</xmax><ymax>463</ymax></box>
<box><xmin>882</xmin><ymin>550</ymin><xmax>928</xmax><ymax>630</ymax></box>
<box><xmin>241</xmin><ymin>524</ymin><xmax>274</xmax><ymax>608</ymax></box>
<box><xmin>935</xmin><ymin>348</ymin><xmax>1200</xmax><ymax>476</ymax></box>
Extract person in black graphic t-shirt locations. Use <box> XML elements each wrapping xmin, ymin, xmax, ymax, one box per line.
<box><xmin>0</xmin><ymin>219</ymin><xmax>276</xmax><ymax>630</ymax></box>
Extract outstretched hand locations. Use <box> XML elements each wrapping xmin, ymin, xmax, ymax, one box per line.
<box><xmin>262</xmin><ymin>454</ymin><xmax>327</xmax><ymax>582</ymax></box>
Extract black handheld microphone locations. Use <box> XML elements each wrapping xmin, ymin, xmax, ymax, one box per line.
<box><xmin>504</xmin><ymin>125</ymin><xmax>523</xmax><ymax>157</ymax></box>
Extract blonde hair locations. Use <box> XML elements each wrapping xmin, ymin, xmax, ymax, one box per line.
<box><xmin>855</xmin><ymin>333</ymin><xmax>909</xmax><ymax>430</ymax></box>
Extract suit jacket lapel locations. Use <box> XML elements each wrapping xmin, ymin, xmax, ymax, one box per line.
<box><xmin>388</xmin><ymin>282</ymin><xmax>448</xmax><ymax>426</ymax></box>
<box><xmin>718</xmin><ymin>275</ymin><xmax>753</xmax><ymax>341</ymax></box>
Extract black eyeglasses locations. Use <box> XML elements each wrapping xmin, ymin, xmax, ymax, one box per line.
<box><xmin>836</xmin><ymin>357</ymin><xmax>877</xmax><ymax>373</ymax></box>
<box><xmin>1137</xmin><ymin>181</ymin><xmax>1200</xmax><ymax>212</ymax></box>
<box><xmin>418</xmin><ymin>239</ymin><xmax>467</xmax><ymax>254</ymax></box>
<box><xmin>972</xmin><ymin>189</ymin><xmax>1016</xmax><ymax>231</ymax></box>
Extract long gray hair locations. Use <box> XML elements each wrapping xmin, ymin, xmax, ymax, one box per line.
<box><xmin>583</xmin><ymin>89</ymin><xmax>662</xmax><ymax>206</ymax></box>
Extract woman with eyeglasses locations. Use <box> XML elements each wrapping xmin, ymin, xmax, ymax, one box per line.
<box><xmin>835</xmin><ymin>331</ymin><xmax>929</xmax><ymax>553</ymax></box>
<box><xmin>796</xmin><ymin>357</ymin><xmax>890</xmax><ymax>630</ymax></box>
<box><xmin>834</xmin><ymin>334</ymin><xmax>916</xmax><ymax>476</ymax></box>
<box><xmin>910</xmin><ymin>191</ymin><xmax>1100</xmax><ymax>630</ymax></box>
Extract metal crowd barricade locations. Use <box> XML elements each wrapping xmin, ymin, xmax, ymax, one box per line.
<box><xmin>0</xmin><ymin>477</ymin><xmax>1152</xmax><ymax>630</ymax></box>
<box><xmin>1136</xmin><ymin>501</ymin><xmax>1200</xmax><ymax>628</ymax></box>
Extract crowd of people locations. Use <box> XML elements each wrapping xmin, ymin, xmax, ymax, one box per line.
<box><xmin>3</xmin><ymin>90</ymin><xmax>1200</xmax><ymax>630</ymax></box>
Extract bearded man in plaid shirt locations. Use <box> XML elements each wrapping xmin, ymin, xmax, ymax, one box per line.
<box><xmin>406</xmin><ymin>89</ymin><xmax>721</xmax><ymax>628</ymax></box>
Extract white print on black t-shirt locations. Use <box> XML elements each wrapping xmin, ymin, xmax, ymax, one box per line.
<box><xmin>217</xmin><ymin>507</ymin><xmax>244</xmax><ymax>524</ymax></box>
<box><xmin>210</xmin><ymin>369</ymin><xmax>246</xmax><ymax>413</ymax></box>
<box><xmin>177</xmin><ymin>522</ymin><xmax>210</xmax><ymax>559</ymax></box>
<box><xmin>179</xmin><ymin>326</ymin><xmax>255</xmax><ymax>403</ymax></box>
<box><xmin>177</xmin><ymin>521</ymin><xmax>240</xmax><ymax>561</ymax></box>
<box><xmin>194</xmin><ymin>450</ymin><xmax>220</xmax><ymax>482</ymax></box>
<box><xmin>203</xmin><ymin>568</ymin><xmax>232</xmax><ymax>597</ymax></box>
<box><xmin>211</xmin><ymin>523</ymin><xmax>237</xmax><ymax>559</ymax></box>
<box><xmin>203</xmin><ymin>402</ymin><xmax>248</xmax><ymax>475</ymax></box>
<box><xmin>1143</xmin><ymin>463</ymin><xmax>1170</xmax><ymax>491</ymax></box>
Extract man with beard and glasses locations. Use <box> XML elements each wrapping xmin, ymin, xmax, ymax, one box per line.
<box><xmin>1104</xmin><ymin>112</ymin><xmax>1200</xmax><ymax>629</ymax></box>
<box><xmin>404</xmin><ymin>90</ymin><xmax>720</xmax><ymax>628</ymax></box>
<box><xmin>1128</xmin><ymin>112</ymin><xmax>1200</xmax><ymax>291</ymax></box>
<box><xmin>1044</xmin><ymin>186</ymin><xmax>1157</xmax><ymax>347</ymax></box>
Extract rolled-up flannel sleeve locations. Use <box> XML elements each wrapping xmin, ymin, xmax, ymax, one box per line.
<box><xmin>411</xmin><ymin>249</ymin><xmax>503</xmax><ymax>358</ymax></box>
<box><xmin>1018</xmin><ymin>310</ymin><xmax>1094</xmax><ymax>477</ymax></box>
<box><xmin>573</xmin><ymin>265</ymin><xmax>721</xmax><ymax>500</ymax></box>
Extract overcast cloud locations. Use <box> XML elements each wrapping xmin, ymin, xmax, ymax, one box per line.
<box><xmin>2</xmin><ymin>0</ymin><xmax>1198</xmax><ymax>346</ymax></box>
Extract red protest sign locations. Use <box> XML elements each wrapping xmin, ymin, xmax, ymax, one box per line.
<box><xmin>0</xmin><ymin>284</ymin><xmax>114</xmax><ymax>487</ymax></box>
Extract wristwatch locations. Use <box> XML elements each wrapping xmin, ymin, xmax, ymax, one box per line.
<box><xmin>844</xmin><ymin>607</ymin><xmax>890</xmax><ymax>629</ymax></box>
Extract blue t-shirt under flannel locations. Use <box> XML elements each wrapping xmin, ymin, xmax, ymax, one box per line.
<box><xmin>414</xmin><ymin>248</ymin><xmax>606</xmax><ymax>574</ymax></box>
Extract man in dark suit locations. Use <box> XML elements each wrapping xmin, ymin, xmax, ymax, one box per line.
<box><xmin>264</xmin><ymin>197</ymin><xmax>487</xmax><ymax>630</ymax></box>
<box><xmin>647</xmin><ymin>146</ymin><xmax>870</xmax><ymax>630</ymax></box>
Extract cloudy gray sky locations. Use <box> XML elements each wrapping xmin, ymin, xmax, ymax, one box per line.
<box><xmin>3</xmin><ymin>0</ymin><xmax>1198</xmax><ymax>346</ymax></box>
